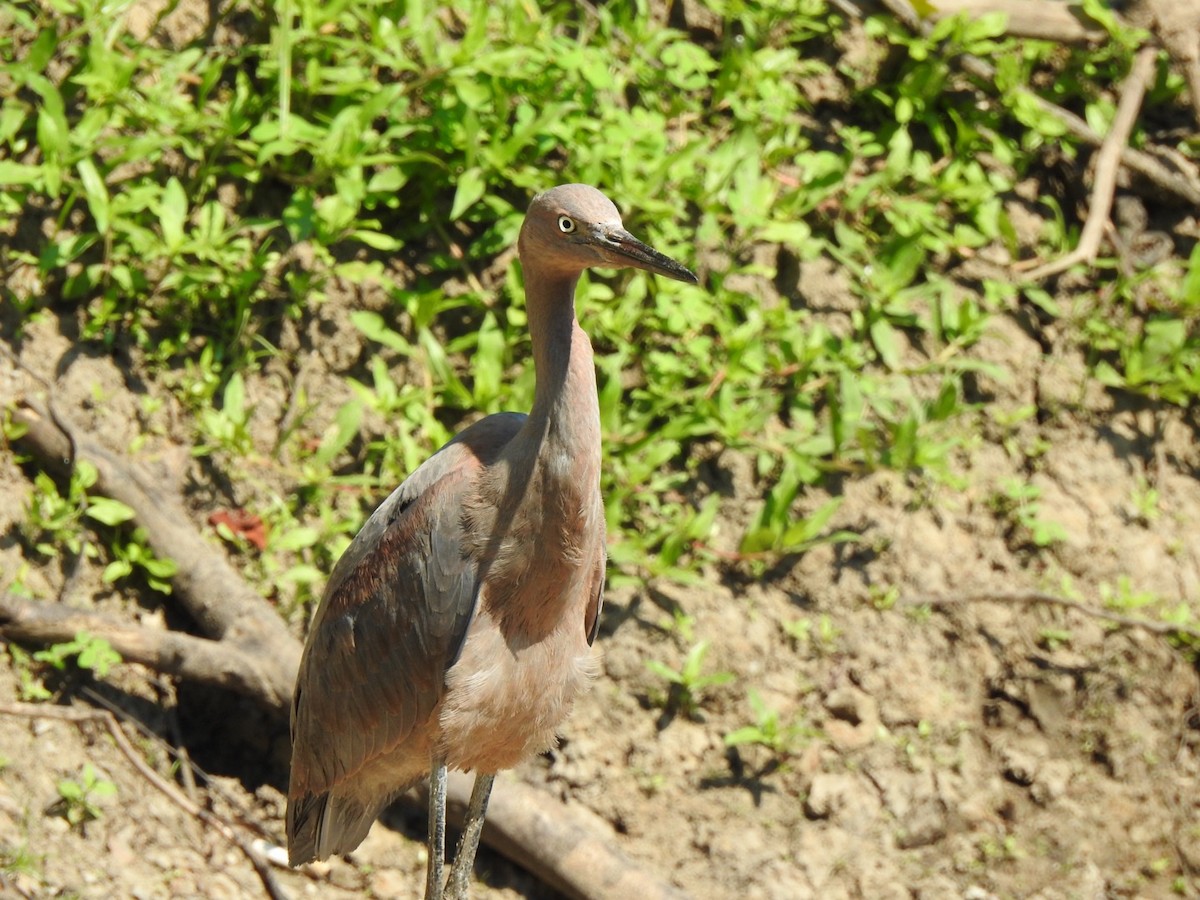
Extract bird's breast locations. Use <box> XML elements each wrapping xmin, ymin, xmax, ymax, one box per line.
<box><xmin>436</xmin><ymin>602</ymin><xmax>599</xmax><ymax>774</ymax></box>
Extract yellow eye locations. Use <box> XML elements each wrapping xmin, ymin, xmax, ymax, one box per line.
<box><xmin>557</xmin><ymin>215</ymin><xmax>576</xmax><ymax>234</ymax></box>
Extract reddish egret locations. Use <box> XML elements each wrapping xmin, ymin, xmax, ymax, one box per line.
<box><xmin>286</xmin><ymin>184</ymin><xmax>698</xmax><ymax>898</ymax></box>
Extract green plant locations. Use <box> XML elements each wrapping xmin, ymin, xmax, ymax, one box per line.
<box><xmin>725</xmin><ymin>690</ymin><xmax>817</xmax><ymax>759</ymax></box>
<box><xmin>646</xmin><ymin>640</ymin><xmax>734</xmax><ymax>720</ymax></box>
<box><xmin>0</xmin><ymin>843</ymin><xmax>42</xmax><ymax>883</ymax></box>
<box><xmin>992</xmin><ymin>479</ymin><xmax>1067</xmax><ymax>548</ymax></box>
<box><xmin>34</xmin><ymin>631</ymin><xmax>121</xmax><ymax>679</ymax></box>
<box><xmin>52</xmin><ymin>763</ymin><xmax>116</xmax><ymax>831</ymax></box>
<box><xmin>194</xmin><ymin>372</ymin><xmax>255</xmax><ymax>458</ymax></box>
<box><xmin>1130</xmin><ymin>477</ymin><xmax>1161</xmax><ymax>525</ymax></box>
<box><xmin>784</xmin><ymin>614</ymin><xmax>843</xmax><ymax>655</ymax></box>
<box><xmin>22</xmin><ymin>466</ymin><xmax>93</xmax><ymax>559</ymax></box>
<box><xmin>8</xmin><ymin>645</ymin><xmax>52</xmax><ymax>703</ymax></box>
<box><xmin>1099</xmin><ymin>576</ymin><xmax>1158</xmax><ymax>614</ymax></box>
<box><xmin>103</xmin><ymin>527</ymin><xmax>179</xmax><ymax>595</ymax></box>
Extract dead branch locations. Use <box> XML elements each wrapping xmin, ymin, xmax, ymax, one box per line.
<box><xmin>0</xmin><ymin>593</ymin><xmax>286</xmax><ymax>702</ymax></box>
<box><xmin>11</xmin><ymin>400</ymin><xmax>300</xmax><ymax>710</ymax></box>
<box><xmin>1022</xmin><ymin>44</ymin><xmax>1158</xmax><ymax>280</ymax></box>
<box><xmin>4</xmin><ymin>391</ymin><xmax>687</xmax><ymax>900</ymax></box>
<box><xmin>904</xmin><ymin>590</ymin><xmax>1200</xmax><ymax>640</ymax></box>
<box><xmin>0</xmin><ymin>701</ymin><xmax>291</xmax><ymax>900</ymax></box>
<box><xmin>443</xmin><ymin>772</ymin><xmax>692</xmax><ymax>900</ymax></box>
<box><xmin>927</xmin><ymin>0</ymin><xmax>1104</xmax><ymax>44</ymax></box>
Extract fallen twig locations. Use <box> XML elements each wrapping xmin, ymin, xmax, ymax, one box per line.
<box><xmin>903</xmin><ymin>590</ymin><xmax>1200</xmax><ymax>640</ymax></box>
<box><xmin>1021</xmin><ymin>44</ymin><xmax>1158</xmax><ymax>280</ymax></box>
<box><xmin>0</xmin><ymin>593</ymin><xmax>289</xmax><ymax>702</ymax></box>
<box><xmin>0</xmin><ymin>701</ymin><xmax>291</xmax><ymax>900</ymax></box>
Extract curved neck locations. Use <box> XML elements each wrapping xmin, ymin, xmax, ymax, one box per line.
<box><xmin>522</xmin><ymin>268</ymin><xmax>599</xmax><ymax>452</ymax></box>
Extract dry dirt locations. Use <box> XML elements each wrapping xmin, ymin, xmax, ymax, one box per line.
<box><xmin>3</xmin><ymin>246</ymin><xmax>1200</xmax><ymax>900</ymax></box>
<box><xmin>2</xmin><ymin>6</ymin><xmax>1200</xmax><ymax>900</ymax></box>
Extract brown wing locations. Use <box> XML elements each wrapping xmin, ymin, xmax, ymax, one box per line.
<box><xmin>287</xmin><ymin>413</ymin><xmax>524</xmax><ymax>862</ymax></box>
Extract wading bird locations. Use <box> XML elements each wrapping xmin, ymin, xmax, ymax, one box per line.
<box><xmin>286</xmin><ymin>184</ymin><xmax>698</xmax><ymax>898</ymax></box>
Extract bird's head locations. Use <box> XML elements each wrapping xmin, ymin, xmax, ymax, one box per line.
<box><xmin>518</xmin><ymin>184</ymin><xmax>698</xmax><ymax>285</ymax></box>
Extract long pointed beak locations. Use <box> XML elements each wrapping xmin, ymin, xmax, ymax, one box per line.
<box><xmin>597</xmin><ymin>228</ymin><xmax>699</xmax><ymax>285</ymax></box>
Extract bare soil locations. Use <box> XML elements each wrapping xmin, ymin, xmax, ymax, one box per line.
<box><xmin>1</xmin><ymin>5</ymin><xmax>1199</xmax><ymax>900</ymax></box>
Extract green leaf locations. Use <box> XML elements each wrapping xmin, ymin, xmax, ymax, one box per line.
<box><xmin>645</xmin><ymin>659</ymin><xmax>682</xmax><ymax>684</ymax></box>
<box><xmin>351</xmin><ymin>311</ymin><xmax>412</xmax><ymax>354</ymax></box>
<box><xmin>85</xmin><ymin>498</ymin><xmax>136</xmax><ymax>526</ymax></box>
<box><xmin>159</xmin><ymin>177</ymin><xmax>188</xmax><ymax>251</ymax></box>
<box><xmin>0</xmin><ymin>161</ymin><xmax>43</xmax><ymax>186</ymax></box>
<box><xmin>471</xmin><ymin>312</ymin><xmax>504</xmax><ymax>406</ymax></box>
<box><xmin>76</xmin><ymin>637</ymin><xmax>120</xmax><ymax>677</ymax></box>
<box><xmin>870</xmin><ymin>318</ymin><xmax>902</xmax><ymax>370</ymax></box>
<box><xmin>102</xmin><ymin>559</ymin><xmax>133</xmax><ymax>583</ymax></box>
<box><xmin>273</xmin><ymin>527</ymin><xmax>321</xmax><ymax>552</ymax></box>
<box><xmin>223</xmin><ymin>373</ymin><xmax>246</xmax><ymax>420</ymax></box>
<box><xmin>450</xmin><ymin>167</ymin><xmax>486</xmax><ymax>221</ymax></box>
<box><xmin>724</xmin><ymin>726</ymin><xmax>764</xmax><ymax>747</ymax></box>
<box><xmin>76</xmin><ymin>158</ymin><xmax>110</xmax><ymax>235</ymax></box>
<box><xmin>351</xmin><ymin>229</ymin><xmax>402</xmax><ymax>251</ymax></box>
<box><xmin>314</xmin><ymin>401</ymin><xmax>362</xmax><ymax>466</ymax></box>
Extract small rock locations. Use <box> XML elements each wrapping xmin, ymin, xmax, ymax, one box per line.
<box><xmin>805</xmin><ymin>772</ymin><xmax>854</xmax><ymax>819</ymax></box>
<box><xmin>825</xmin><ymin>719</ymin><xmax>876</xmax><ymax>751</ymax></box>
<box><xmin>1030</xmin><ymin>760</ymin><xmax>1073</xmax><ymax>805</ymax></box>
<box><xmin>106</xmin><ymin>825</ymin><xmax>138</xmax><ymax>868</ymax></box>
<box><xmin>999</xmin><ymin>745</ymin><xmax>1041</xmax><ymax>787</ymax></box>
<box><xmin>370</xmin><ymin>868</ymin><xmax>409</xmax><ymax>897</ymax></box>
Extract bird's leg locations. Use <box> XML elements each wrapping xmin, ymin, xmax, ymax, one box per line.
<box><xmin>425</xmin><ymin>758</ymin><xmax>448</xmax><ymax>900</ymax></box>
<box><xmin>444</xmin><ymin>772</ymin><xmax>495</xmax><ymax>900</ymax></box>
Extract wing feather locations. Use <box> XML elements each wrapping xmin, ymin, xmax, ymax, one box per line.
<box><xmin>286</xmin><ymin>412</ymin><xmax>524</xmax><ymax>864</ymax></box>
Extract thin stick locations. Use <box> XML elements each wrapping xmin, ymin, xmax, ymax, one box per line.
<box><xmin>1023</xmin><ymin>44</ymin><xmax>1158</xmax><ymax>281</ymax></box>
<box><xmin>903</xmin><ymin>590</ymin><xmax>1200</xmax><ymax>639</ymax></box>
<box><xmin>0</xmin><ymin>702</ymin><xmax>291</xmax><ymax>900</ymax></box>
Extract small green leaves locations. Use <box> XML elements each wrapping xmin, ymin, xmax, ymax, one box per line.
<box><xmin>34</xmin><ymin>632</ymin><xmax>121</xmax><ymax>679</ymax></box>
<box><xmin>646</xmin><ymin>640</ymin><xmax>735</xmax><ymax>720</ymax></box>
<box><xmin>53</xmin><ymin>763</ymin><xmax>117</xmax><ymax>831</ymax></box>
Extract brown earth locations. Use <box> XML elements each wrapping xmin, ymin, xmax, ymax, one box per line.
<box><xmin>4</xmin><ymin>246</ymin><xmax>1199</xmax><ymax>899</ymax></box>
<box><xmin>2</xmin><ymin>4</ymin><xmax>1200</xmax><ymax>900</ymax></box>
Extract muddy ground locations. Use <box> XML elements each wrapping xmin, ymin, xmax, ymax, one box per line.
<box><xmin>2</xmin><ymin>4</ymin><xmax>1200</xmax><ymax>900</ymax></box>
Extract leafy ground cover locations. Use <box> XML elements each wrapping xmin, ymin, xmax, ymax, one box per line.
<box><xmin>1</xmin><ymin>0</ymin><xmax>1199</xmax><ymax>896</ymax></box>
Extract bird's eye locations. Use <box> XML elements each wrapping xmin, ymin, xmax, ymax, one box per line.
<box><xmin>557</xmin><ymin>215</ymin><xmax>576</xmax><ymax>234</ymax></box>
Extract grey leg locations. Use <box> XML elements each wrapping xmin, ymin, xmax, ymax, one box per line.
<box><xmin>444</xmin><ymin>773</ymin><xmax>495</xmax><ymax>900</ymax></box>
<box><xmin>425</xmin><ymin>760</ymin><xmax>447</xmax><ymax>900</ymax></box>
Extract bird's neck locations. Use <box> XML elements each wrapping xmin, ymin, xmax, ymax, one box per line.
<box><xmin>474</xmin><ymin>267</ymin><xmax>604</xmax><ymax>640</ymax></box>
<box><xmin>523</xmin><ymin>270</ymin><xmax>600</xmax><ymax>462</ymax></box>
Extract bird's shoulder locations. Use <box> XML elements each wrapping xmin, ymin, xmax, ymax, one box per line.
<box><xmin>312</xmin><ymin>411</ymin><xmax>527</xmax><ymax>618</ymax></box>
